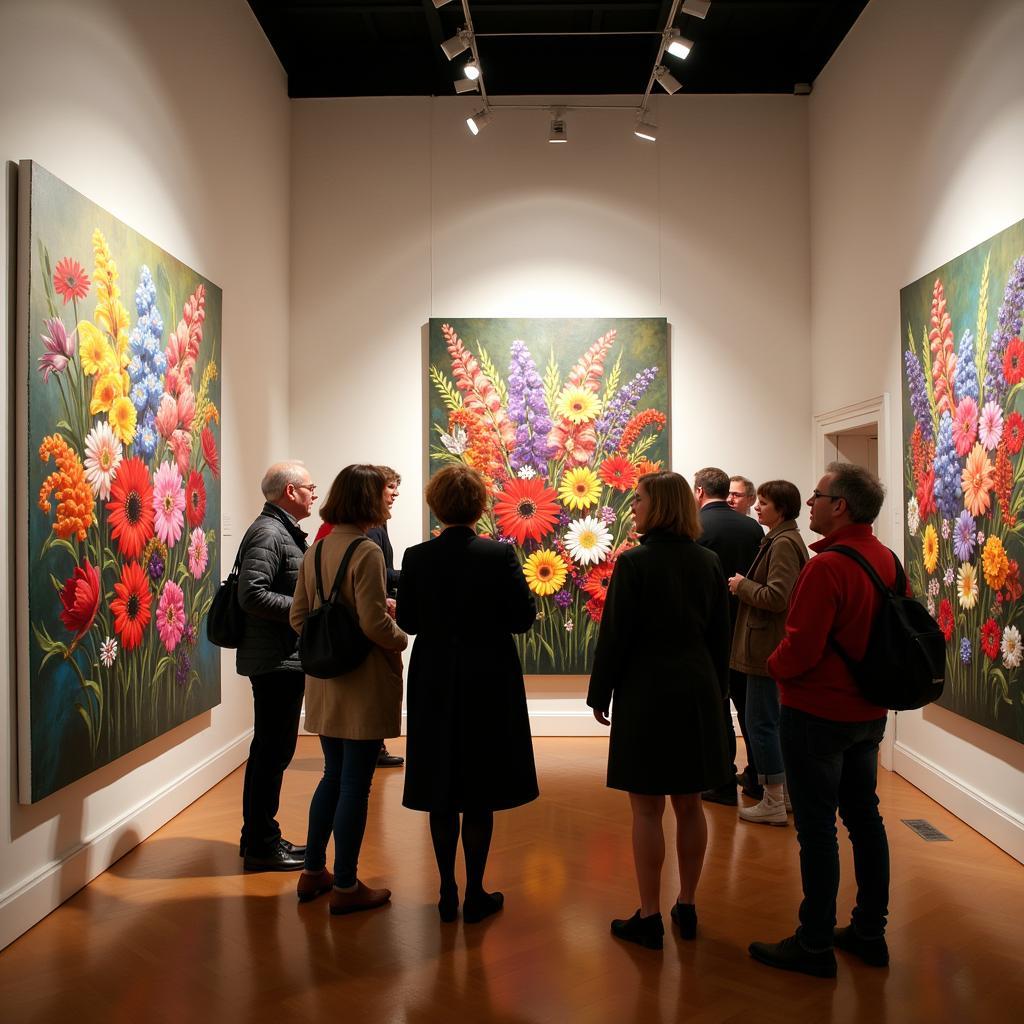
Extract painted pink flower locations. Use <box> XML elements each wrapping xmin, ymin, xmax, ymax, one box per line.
<box><xmin>155</xmin><ymin>394</ymin><xmax>178</xmax><ymax>439</ymax></box>
<box><xmin>176</xmin><ymin>384</ymin><xmax>196</xmax><ymax>432</ymax></box>
<box><xmin>951</xmin><ymin>397</ymin><xmax>979</xmax><ymax>457</ymax></box>
<box><xmin>152</xmin><ymin>462</ymin><xmax>186</xmax><ymax>547</ymax></box>
<box><xmin>38</xmin><ymin>317</ymin><xmax>76</xmax><ymax>381</ymax></box>
<box><xmin>187</xmin><ymin>527</ymin><xmax>208</xmax><ymax>578</ymax></box>
<box><xmin>201</xmin><ymin>426</ymin><xmax>219</xmax><ymax>479</ymax></box>
<box><xmin>979</xmin><ymin>400</ymin><xmax>1003</xmax><ymax>451</ymax></box>
<box><xmin>168</xmin><ymin>429</ymin><xmax>193</xmax><ymax>476</ymax></box>
<box><xmin>156</xmin><ymin>580</ymin><xmax>186</xmax><ymax>652</ymax></box>
<box><xmin>83</xmin><ymin>421</ymin><xmax>123</xmax><ymax>501</ymax></box>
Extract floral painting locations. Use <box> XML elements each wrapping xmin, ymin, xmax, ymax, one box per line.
<box><xmin>427</xmin><ymin>318</ymin><xmax>669</xmax><ymax>674</ymax></box>
<box><xmin>901</xmin><ymin>217</ymin><xmax>1024</xmax><ymax>745</ymax></box>
<box><xmin>17</xmin><ymin>162</ymin><xmax>222</xmax><ymax>802</ymax></box>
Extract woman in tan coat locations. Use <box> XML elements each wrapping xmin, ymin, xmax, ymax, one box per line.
<box><xmin>727</xmin><ymin>480</ymin><xmax>808</xmax><ymax>827</ymax></box>
<box><xmin>289</xmin><ymin>465</ymin><xmax>408</xmax><ymax>914</ymax></box>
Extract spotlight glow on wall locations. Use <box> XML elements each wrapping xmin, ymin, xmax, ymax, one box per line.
<box><xmin>467</xmin><ymin>109</ymin><xmax>492</xmax><ymax>135</ymax></box>
<box><xmin>654</xmin><ymin>65</ymin><xmax>683</xmax><ymax>94</ymax></box>
<box><xmin>665</xmin><ymin>31</ymin><xmax>694</xmax><ymax>59</ymax></box>
<box><xmin>441</xmin><ymin>30</ymin><xmax>471</xmax><ymax>60</ymax></box>
<box><xmin>634</xmin><ymin>118</ymin><xmax>658</xmax><ymax>142</ymax></box>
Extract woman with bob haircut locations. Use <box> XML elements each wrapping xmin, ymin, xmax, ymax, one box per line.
<box><xmin>727</xmin><ymin>479</ymin><xmax>808</xmax><ymax>826</ymax></box>
<box><xmin>397</xmin><ymin>464</ymin><xmax>538</xmax><ymax>924</ymax></box>
<box><xmin>290</xmin><ymin>464</ymin><xmax>408</xmax><ymax>915</ymax></box>
<box><xmin>587</xmin><ymin>471</ymin><xmax>732</xmax><ymax>950</ymax></box>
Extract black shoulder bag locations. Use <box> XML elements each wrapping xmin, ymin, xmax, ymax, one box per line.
<box><xmin>298</xmin><ymin>537</ymin><xmax>373</xmax><ymax>678</ymax></box>
<box><xmin>206</xmin><ymin>540</ymin><xmax>249</xmax><ymax>649</ymax></box>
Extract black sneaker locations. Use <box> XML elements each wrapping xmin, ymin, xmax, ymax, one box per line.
<box><xmin>748</xmin><ymin>934</ymin><xmax>837</xmax><ymax>978</ymax></box>
<box><xmin>240</xmin><ymin>837</ymin><xmax>306</xmax><ymax>858</ymax></box>
<box><xmin>670</xmin><ymin>901</ymin><xmax>697</xmax><ymax>940</ymax></box>
<box><xmin>243</xmin><ymin>839</ymin><xmax>304</xmax><ymax>872</ymax></box>
<box><xmin>611</xmin><ymin>910</ymin><xmax>664</xmax><ymax>950</ymax></box>
<box><xmin>701</xmin><ymin>784</ymin><xmax>737</xmax><ymax>806</ymax></box>
<box><xmin>834</xmin><ymin>925</ymin><xmax>889</xmax><ymax>966</ymax></box>
<box><xmin>377</xmin><ymin>746</ymin><xmax>405</xmax><ymax>767</ymax></box>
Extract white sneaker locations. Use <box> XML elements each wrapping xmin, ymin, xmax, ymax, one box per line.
<box><xmin>738</xmin><ymin>794</ymin><xmax>788</xmax><ymax>826</ymax></box>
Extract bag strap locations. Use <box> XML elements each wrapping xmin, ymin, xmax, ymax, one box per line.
<box><xmin>315</xmin><ymin>536</ymin><xmax>369</xmax><ymax>609</ymax></box>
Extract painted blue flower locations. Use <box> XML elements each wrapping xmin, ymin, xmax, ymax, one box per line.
<box><xmin>953</xmin><ymin>329</ymin><xmax>978</xmax><ymax>403</ymax></box>
<box><xmin>137</xmin><ymin>421</ymin><xmax>158</xmax><ymax>458</ymax></box>
<box><xmin>953</xmin><ymin>510</ymin><xmax>976</xmax><ymax>562</ymax></box>
<box><xmin>932</xmin><ymin>412</ymin><xmax>961</xmax><ymax>521</ymax></box>
<box><xmin>960</xmin><ymin>637</ymin><xmax>971</xmax><ymax>664</ymax></box>
<box><xmin>130</xmin><ymin>382</ymin><xmax>148</xmax><ymax>411</ymax></box>
<box><xmin>904</xmin><ymin>348</ymin><xmax>933</xmax><ymax>441</ymax></box>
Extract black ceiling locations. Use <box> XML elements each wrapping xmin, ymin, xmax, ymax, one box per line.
<box><xmin>248</xmin><ymin>0</ymin><xmax>869</xmax><ymax>99</ymax></box>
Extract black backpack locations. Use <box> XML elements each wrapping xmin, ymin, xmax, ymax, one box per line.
<box><xmin>827</xmin><ymin>545</ymin><xmax>946</xmax><ymax>711</ymax></box>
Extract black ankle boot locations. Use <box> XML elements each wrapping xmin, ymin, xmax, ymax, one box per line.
<box><xmin>670</xmin><ymin>901</ymin><xmax>697</xmax><ymax>939</ymax></box>
<box><xmin>438</xmin><ymin>886</ymin><xmax>459</xmax><ymax>923</ymax></box>
<box><xmin>463</xmin><ymin>890</ymin><xmax>503</xmax><ymax>924</ymax></box>
<box><xmin>611</xmin><ymin>910</ymin><xmax>664</xmax><ymax>950</ymax></box>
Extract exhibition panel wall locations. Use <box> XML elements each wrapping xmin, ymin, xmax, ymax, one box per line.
<box><xmin>808</xmin><ymin>0</ymin><xmax>1024</xmax><ymax>861</ymax></box>
<box><xmin>0</xmin><ymin>0</ymin><xmax>291</xmax><ymax>948</ymax></box>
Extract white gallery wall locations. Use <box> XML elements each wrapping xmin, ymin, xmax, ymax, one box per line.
<box><xmin>809</xmin><ymin>0</ymin><xmax>1024</xmax><ymax>860</ymax></box>
<box><xmin>289</xmin><ymin>94</ymin><xmax>813</xmax><ymax>725</ymax></box>
<box><xmin>0</xmin><ymin>0</ymin><xmax>291</xmax><ymax>949</ymax></box>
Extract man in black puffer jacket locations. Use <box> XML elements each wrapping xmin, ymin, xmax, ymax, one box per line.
<box><xmin>237</xmin><ymin>460</ymin><xmax>317</xmax><ymax>871</ymax></box>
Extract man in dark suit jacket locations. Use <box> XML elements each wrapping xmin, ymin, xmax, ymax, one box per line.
<box><xmin>694</xmin><ymin>467</ymin><xmax>765</xmax><ymax>805</ymax></box>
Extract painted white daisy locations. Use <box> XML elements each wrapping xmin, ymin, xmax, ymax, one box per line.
<box><xmin>941</xmin><ymin>518</ymin><xmax>951</xmax><ymax>540</ymax></box>
<box><xmin>83</xmin><ymin>421</ymin><xmax>123</xmax><ymax>501</ymax></box>
<box><xmin>517</xmin><ymin>465</ymin><xmax>538</xmax><ymax>479</ymax></box>
<box><xmin>99</xmin><ymin>636</ymin><xmax>118</xmax><ymax>668</ymax></box>
<box><xmin>906</xmin><ymin>496</ymin><xmax>920</xmax><ymax>536</ymax></box>
<box><xmin>564</xmin><ymin>515</ymin><xmax>613</xmax><ymax>566</ymax></box>
<box><xmin>1001</xmin><ymin>625</ymin><xmax>1022</xmax><ymax>669</ymax></box>
<box><xmin>956</xmin><ymin>563</ymin><xmax>979</xmax><ymax>610</ymax></box>
<box><xmin>564</xmin><ymin>618</ymin><xmax>574</xmax><ymax>633</ymax></box>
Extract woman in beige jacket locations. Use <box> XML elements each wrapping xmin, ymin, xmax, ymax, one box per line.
<box><xmin>289</xmin><ymin>465</ymin><xmax>408</xmax><ymax>914</ymax></box>
<box><xmin>727</xmin><ymin>480</ymin><xmax>808</xmax><ymax>826</ymax></box>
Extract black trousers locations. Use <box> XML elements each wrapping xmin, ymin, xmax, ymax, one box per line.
<box><xmin>723</xmin><ymin>669</ymin><xmax>758</xmax><ymax>779</ymax></box>
<box><xmin>241</xmin><ymin>669</ymin><xmax>306</xmax><ymax>854</ymax></box>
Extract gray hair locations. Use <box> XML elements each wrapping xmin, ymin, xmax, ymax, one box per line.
<box><xmin>826</xmin><ymin>461</ymin><xmax>885</xmax><ymax>524</ymax></box>
<box><xmin>730</xmin><ymin>475</ymin><xmax>755</xmax><ymax>499</ymax></box>
<box><xmin>261</xmin><ymin>461</ymin><xmax>309</xmax><ymax>501</ymax></box>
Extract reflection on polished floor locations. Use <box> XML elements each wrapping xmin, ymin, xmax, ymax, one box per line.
<box><xmin>1</xmin><ymin>737</ymin><xmax>1021</xmax><ymax>1023</ymax></box>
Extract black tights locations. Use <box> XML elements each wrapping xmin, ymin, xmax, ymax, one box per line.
<box><xmin>428</xmin><ymin>810</ymin><xmax>494</xmax><ymax>897</ymax></box>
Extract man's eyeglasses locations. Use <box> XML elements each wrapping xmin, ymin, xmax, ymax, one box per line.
<box><xmin>811</xmin><ymin>490</ymin><xmax>840</xmax><ymax>501</ymax></box>
<box><xmin>295</xmin><ymin>482</ymin><xmax>317</xmax><ymax>495</ymax></box>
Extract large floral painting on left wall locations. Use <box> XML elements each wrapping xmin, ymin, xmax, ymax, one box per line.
<box><xmin>16</xmin><ymin>162</ymin><xmax>222</xmax><ymax>803</ymax></box>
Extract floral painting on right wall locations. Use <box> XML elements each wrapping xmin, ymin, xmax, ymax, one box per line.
<box><xmin>901</xmin><ymin>216</ymin><xmax>1024</xmax><ymax>745</ymax></box>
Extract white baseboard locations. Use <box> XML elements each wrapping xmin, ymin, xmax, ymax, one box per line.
<box><xmin>0</xmin><ymin>730</ymin><xmax>252</xmax><ymax>952</ymax></box>
<box><xmin>893</xmin><ymin>741</ymin><xmax>1024</xmax><ymax>864</ymax></box>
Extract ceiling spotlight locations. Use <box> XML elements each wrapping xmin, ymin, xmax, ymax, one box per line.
<box><xmin>634</xmin><ymin>118</ymin><xmax>658</xmax><ymax>142</ymax></box>
<box><xmin>680</xmin><ymin>0</ymin><xmax>711</xmax><ymax>18</ymax></box>
<box><xmin>441</xmin><ymin>29</ymin><xmax>471</xmax><ymax>61</ymax></box>
<box><xmin>548</xmin><ymin>113</ymin><xmax>568</xmax><ymax>143</ymax></box>
<box><xmin>432</xmin><ymin>0</ymin><xmax>456</xmax><ymax>7</ymax></box>
<box><xmin>464</xmin><ymin>60</ymin><xmax>481</xmax><ymax>81</ymax></box>
<box><xmin>467</xmin><ymin>109</ymin><xmax>492</xmax><ymax>136</ymax></box>
<box><xmin>665</xmin><ymin>31</ymin><xmax>694</xmax><ymax>59</ymax></box>
<box><xmin>454</xmin><ymin>78</ymin><xmax>479</xmax><ymax>94</ymax></box>
<box><xmin>654</xmin><ymin>66</ymin><xmax>683</xmax><ymax>94</ymax></box>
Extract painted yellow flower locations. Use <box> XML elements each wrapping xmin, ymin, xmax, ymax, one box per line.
<box><xmin>982</xmin><ymin>535</ymin><xmax>1010</xmax><ymax>590</ymax></box>
<box><xmin>78</xmin><ymin>321</ymin><xmax>118</xmax><ymax>377</ymax></box>
<box><xmin>956</xmin><ymin>562</ymin><xmax>979</xmax><ymax>610</ymax></box>
<box><xmin>922</xmin><ymin>524</ymin><xmax>939</xmax><ymax>574</ymax></box>
<box><xmin>90</xmin><ymin>371</ymin><xmax>123</xmax><ymax>415</ymax></box>
<box><xmin>522</xmin><ymin>549</ymin><xmax>568</xmax><ymax>596</ymax></box>
<box><xmin>92</xmin><ymin>228</ymin><xmax>131</xmax><ymax>363</ymax></box>
<box><xmin>108</xmin><ymin>396</ymin><xmax>137</xmax><ymax>446</ymax></box>
<box><xmin>555</xmin><ymin>386</ymin><xmax>600</xmax><ymax>424</ymax></box>
<box><xmin>558</xmin><ymin>466</ymin><xmax>602</xmax><ymax>510</ymax></box>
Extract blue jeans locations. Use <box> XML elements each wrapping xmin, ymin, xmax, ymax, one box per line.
<box><xmin>780</xmin><ymin>706</ymin><xmax>889</xmax><ymax>950</ymax></box>
<box><xmin>303</xmin><ymin>736</ymin><xmax>381</xmax><ymax>887</ymax></box>
<box><xmin>744</xmin><ymin>674</ymin><xmax>785</xmax><ymax>784</ymax></box>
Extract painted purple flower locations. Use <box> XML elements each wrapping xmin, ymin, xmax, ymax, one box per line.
<box><xmin>147</xmin><ymin>548</ymin><xmax>165</xmax><ymax>581</ymax></box>
<box><xmin>985</xmin><ymin>255</ymin><xmax>1024</xmax><ymax>404</ymax></box>
<box><xmin>596</xmin><ymin>367</ymin><xmax>658</xmax><ymax>452</ymax></box>
<box><xmin>554</xmin><ymin>589</ymin><xmax>572</xmax><ymax>609</ymax></box>
<box><xmin>904</xmin><ymin>348</ymin><xmax>933</xmax><ymax>441</ymax></box>
<box><xmin>507</xmin><ymin>339</ymin><xmax>553</xmax><ymax>473</ymax></box>
<box><xmin>953</xmin><ymin>510</ymin><xmax>976</xmax><ymax>562</ymax></box>
<box><xmin>175</xmin><ymin>649</ymin><xmax>191</xmax><ymax>686</ymax></box>
<box><xmin>38</xmin><ymin>317</ymin><xmax>75</xmax><ymax>381</ymax></box>
<box><xmin>598</xmin><ymin>505</ymin><xmax>616</xmax><ymax>525</ymax></box>
<box><xmin>183</xmin><ymin>622</ymin><xmax>198</xmax><ymax>646</ymax></box>
<box><xmin>960</xmin><ymin>637</ymin><xmax>972</xmax><ymax>664</ymax></box>
<box><xmin>557</xmin><ymin>510</ymin><xmax>572</xmax><ymax>527</ymax></box>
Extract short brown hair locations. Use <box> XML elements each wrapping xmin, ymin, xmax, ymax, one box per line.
<box><xmin>757</xmin><ymin>479</ymin><xmax>802</xmax><ymax>521</ymax></box>
<box><xmin>426</xmin><ymin>465</ymin><xmax>488</xmax><ymax>525</ymax></box>
<box><xmin>319</xmin><ymin>464</ymin><xmax>388</xmax><ymax>526</ymax></box>
<box><xmin>639</xmin><ymin>471</ymin><xmax>701</xmax><ymax>539</ymax></box>
<box><xmin>377</xmin><ymin>465</ymin><xmax>401</xmax><ymax>486</ymax></box>
<box><xmin>694</xmin><ymin>466</ymin><xmax>729</xmax><ymax>499</ymax></box>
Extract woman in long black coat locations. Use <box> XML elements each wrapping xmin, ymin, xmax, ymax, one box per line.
<box><xmin>587</xmin><ymin>471</ymin><xmax>732</xmax><ymax>950</ymax></box>
<box><xmin>397</xmin><ymin>465</ymin><xmax>538</xmax><ymax>923</ymax></box>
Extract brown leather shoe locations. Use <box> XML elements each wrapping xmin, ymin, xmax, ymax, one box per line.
<box><xmin>329</xmin><ymin>880</ymin><xmax>391</xmax><ymax>916</ymax></box>
<box><xmin>297</xmin><ymin>868</ymin><xmax>333</xmax><ymax>903</ymax></box>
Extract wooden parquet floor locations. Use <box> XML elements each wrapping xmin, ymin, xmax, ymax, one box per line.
<box><xmin>1</xmin><ymin>737</ymin><xmax>1021</xmax><ymax>1024</ymax></box>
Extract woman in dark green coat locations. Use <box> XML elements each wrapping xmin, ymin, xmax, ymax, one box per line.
<box><xmin>587</xmin><ymin>471</ymin><xmax>732</xmax><ymax>950</ymax></box>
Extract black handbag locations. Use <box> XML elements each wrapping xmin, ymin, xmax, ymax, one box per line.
<box><xmin>298</xmin><ymin>537</ymin><xmax>373</xmax><ymax>678</ymax></box>
<box><xmin>206</xmin><ymin>542</ymin><xmax>248</xmax><ymax>648</ymax></box>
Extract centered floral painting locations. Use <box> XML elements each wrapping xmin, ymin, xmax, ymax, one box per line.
<box><xmin>900</xmin><ymin>217</ymin><xmax>1024</xmax><ymax>745</ymax></box>
<box><xmin>17</xmin><ymin>162</ymin><xmax>222</xmax><ymax>802</ymax></box>
<box><xmin>427</xmin><ymin>318</ymin><xmax>669</xmax><ymax>674</ymax></box>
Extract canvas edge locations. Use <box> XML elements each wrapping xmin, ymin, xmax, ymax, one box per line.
<box><xmin>15</xmin><ymin>160</ymin><xmax>33</xmax><ymax>804</ymax></box>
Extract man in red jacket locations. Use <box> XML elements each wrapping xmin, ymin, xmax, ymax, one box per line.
<box><xmin>749</xmin><ymin>462</ymin><xmax>892</xmax><ymax>978</ymax></box>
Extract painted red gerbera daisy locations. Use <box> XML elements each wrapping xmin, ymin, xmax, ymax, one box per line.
<box><xmin>493</xmin><ymin>477</ymin><xmax>560</xmax><ymax>545</ymax></box>
<box><xmin>915</xmin><ymin>467</ymin><xmax>936</xmax><ymax>520</ymax></box>
<box><xmin>585</xmin><ymin>596</ymin><xmax>605</xmax><ymax>623</ymax></box>
<box><xmin>582</xmin><ymin>560</ymin><xmax>616</xmax><ymax>601</ymax></box>
<box><xmin>980</xmin><ymin>617</ymin><xmax>1001</xmax><ymax>660</ymax></box>
<box><xmin>106</xmin><ymin>457</ymin><xmax>155</xmax><ymax>559</ymax></box>
<box><xmin>1004</xmin><ymin>412</ymin><xmax>1024</xmax><ymax>455</ymax></box>
<box><xmin>185</xmin><ymin>470</ymin><xmax>207</xmax><ymax>528</ymax></box>
<box><xmin>598</xmin><ymin>455</ymin><xmax>638</xmax><ymax>492</ymax></box>
<box><xmin>937</xmin><ymin>598</ymin><xmax>954</xmax><ymax>642</ymax></box>
<box><xmin>53</xmin><ymin>257</ymin><xmax>91</xmax><ymax>304</ymax></box>
<box><xmin>58</xmin><ymin>559</ymin><xmax>101</xmax><ymax>651</ymax></box>
<box><xmin>1002</xmin><ymin>337</ymin><xmax>1024</xmax><ymax>386</ymax></box>
<box><xmin>201</xmin><ymin>426</ymin><xmax>220</xmax><ymax>479</ymax></box>
<box><xmin>110</xmin><ymin>561</ymin><xmax>152</xmax><ymax>651</ymax></box>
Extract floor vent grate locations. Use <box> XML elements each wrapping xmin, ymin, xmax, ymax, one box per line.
<box><xmin>902</xmin><ymin>819</ymin><xmax>952</xmax><ymax>842</ymax></box>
